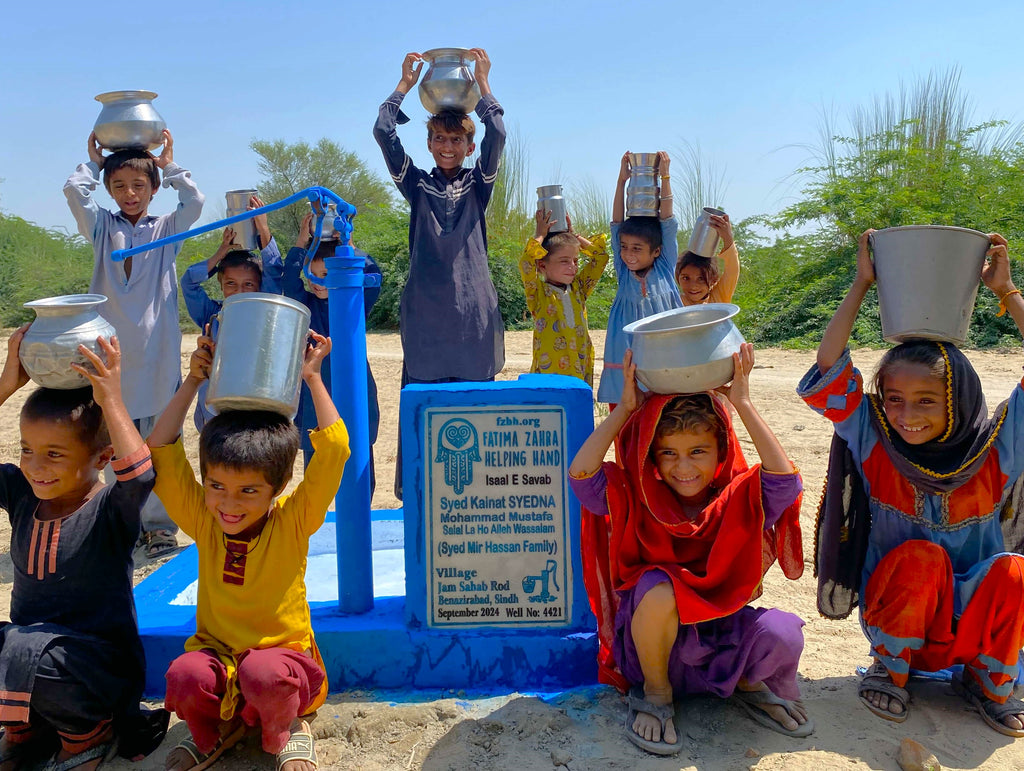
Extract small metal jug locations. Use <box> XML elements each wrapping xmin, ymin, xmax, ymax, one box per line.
<box><xmin>207</xmin><ymin>293</ymin><xmax>311</xmax><ymax>418</ymax></box>
<box><xmin>536</xmin><ymin>185</ymin><xmax>568</xmax><ymax>233</ymax></box>
<box><xmin>686</xmin><ymin>207</ymin><xmax>727</xmax><ymax>258</ymax></box>
<box><xmin>626</xmin><ymin>152</ymin><xmax>659</xmax><ymax>218</ymax></box>
<box><xmin>225</xmin><ymin>189</ymin><xmax>259</xmax><ymax>251</ymax></box>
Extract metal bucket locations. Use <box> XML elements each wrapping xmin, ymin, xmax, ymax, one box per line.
<box><xmin>686</xmin><ymin>207</ymin><xmax>726</xmax><ymax>257</ymax></box>
<box><xmin>626</xmin><ymin>153</ymin><xmax>659</xmax><ymax>217</ymax></box>
<box><xmin>207</xmin><ymin>293</ymin><xmax>311</xmax><ymax>418</ymax></box>
<box><xmin>225</xmin><ymin>189</ymin><xmax>258</xmax><ymax>250</ymax></box>
<box><xmin>623</xmin><ymin>304</ymin><xmax>745</xmax><ymax>394</ymax></box>
<box><xmin>871</xmin><ymin>225</ymin><xmax>990</xmax><ymax>344</ymax></box>
<box><xmin>536</xmin><ymin>184</ymin><xmax>568</xmax><ymax>233</ymax></box>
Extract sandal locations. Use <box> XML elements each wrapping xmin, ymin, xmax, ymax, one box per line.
<box><xmin>731</xmin><ymin>688</ymin><xmax>815</xmax><ymax>737</ymax></box>
<box><xmin>275</xmin><ymin>723</ymin><xmax>317</xmax><ymax>771</ymax></box>
<box><xmin>952</xmin><ymin>672</ymin><xmax>1024</xmax><ymax>738</ymax></box>
<box><xmin>143</xmin><ymin>529</ymin><xmax>179</xmax><ymax>560</ymax></box>
<box><xmin>858</xmin><ymin>660</ymin><xmax>909</xmax><ymax>723</ymax></box>
<box><xmin>170</xmin><ymin>724</ymin><xmax>245</xmax><ymax>771</ymax></box>
<box><xmin>42</xmin><ymin>740</ymin><xmax>116</xmax><ymax>771</ymax></box>
<box><xmin>623</xmin><ymin>685</ymin><xmax>682</xmax><ymax>756</ymax></box>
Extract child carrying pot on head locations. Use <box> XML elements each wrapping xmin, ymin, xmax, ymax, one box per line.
<box><xmin>147</xmin><ymin>330</ymin><xmax>349</xmax><ymax>771</ymax></box>
<box><xmin>799</xmin><ymin>230</ymin><xmax>1024</xmax><ymax>737</ymax></box>
<box><xmin>569</xmin><ymin>346</ymin><xmax>810</xmax><ymax>756</ymax></box>
<box><xmin>675</xmin><ymin>211</ymin><xmax>740</xmax><ymax>305</ymax></box>
<box><xmin>285</xmin><ymin>212</ymin><xmax>381</xmax><ymax>490</ymax></box>
<box><xmin>0</xmin><ymin>328</ymin><xmax>168</xmax><ymax>770</ymax></box>
<box><xmin>180</xmin><ymin>194</ymin><xmax>284</xmax><ymax>432</ymax></box>
<box><xmin>519</xmin><ymin>209</ymin><xmax>609</xmax><ymax>384</ymax></box>
<box><xmin>597</xmin><ymin>151</ymin><xmax>682</xmax><ymax>406</ymax></box>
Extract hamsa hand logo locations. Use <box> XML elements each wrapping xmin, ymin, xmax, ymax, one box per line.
<box><xmin>435</xmin><ymin>418</ymin><xmax>480</xmax><ymax>494</ymax></box>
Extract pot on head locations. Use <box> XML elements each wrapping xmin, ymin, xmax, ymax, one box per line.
<box><xmin>20</xmin><ymin>294</ymin><xmax>116</xmax><ymax>390</ymax></box>
<box><xmin>686</xmin><ymin>207</ymin><xmax>726</xmax><ymax>258</ymax></box>
<box><xmin>418</xmin><ymin>48</ymin><xmax>481</xmax><ymax>115</ymax></box>
<box><xmin>536</xmin><ymin>185</ymin><xmax>568</xmax><ymax>233</ymax></box>
<box><xmin>626</xmin><ymin>153</ymin><xmax>660</xmax><ymax>218</ymax></box>
<box><xmin>93</xmin><ymin>90</ymin><xmax>166</xmax><ymax>151</ymax></box>
<box><xmin>225</xmin><ymin>189</ymin><xmax>259</xmax><ymax>251</ymax></box>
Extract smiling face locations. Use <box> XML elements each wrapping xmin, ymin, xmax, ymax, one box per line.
<box><xmin>539</xmin><ymin>245</ymin><xmax>580</xmax><ymax>286</ymax></box>
<box><xmin>203</xmin><ymin>463</ymin><xmax>281</xmax><ymax>536</ymax></box>
<box><xmin>105</xmin><ymin>167</ymin><xmax>155</xmax><ymax>224</ymax></box>
<box><xmin>619</xmin><ymin>234</ymin><xmax>660</xmax><ymax>273</ymax></box>
<box><xmin>427</xmin><ymin>129</ymin><xmax>475</xmax><ymax>175</ymax></box>
<box><xmin>309</xmin><ymin>257</ymin><xmax>329</xmax><ymax>300</ymax></box>
<box><xmin>219</xmin><ymin>264</ymin><xmax>261</xmax><ymax>298</ymax></box>
<box><xmin>19</xmin><ymin>417</ymin><xmax>107</xmax><ymax>508</ymax></box>
<box><xmin>677</xmin><ymin>264</ymin><xmax>711</xmax><ymax>305</ymax></box>
<box><xmin>651</xmin><ymin>426</ymin><xmax>720</xmax><ymax>505</ymax></box>
<box><xmin>880</xmin><ymin>362</ymin><xmax>949</xmax><ymax>445</ymax></box>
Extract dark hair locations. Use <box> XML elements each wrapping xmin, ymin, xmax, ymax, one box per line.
<box><xmin>426</xmin><ymin>109</ymin><xmax>476</xmax><ymax>144</ymax></box>
<box><xmin>872</xmin><ymin>340</ymin><xmax>948</xmax><ymax>395</ymax></box>
<box><xmin>199</xmin><ymin>410</ymin><xmax>299</xmax><ymax>491</ymax></box>
<box><xmin>102</xmin><ymin>149</ymin><xmax>159</xmax><ymax>191</ymax></box>
<box><xmin>216</xmin><ymin>249</ymin><xmax>262</xmax><ymax>283</ymax></box>
<box><xmin>21</xmin><ymin>387</ymin><xmax>109</xmax><ymax>454</ymax></box>
<box><xmin>313</xmin><ymin>239</ymin><xmax>341</xmax><ymax>263</ymax></box>
<box><xmin>675</xmin><ymin>251</ymin><xmax>718</xmax><ymax>287</ymax></box>
<box><xmin>540</xmin><ymin>232</ymin><xmax>578</xmax><ymax>256</ymax></box>
<box><xmin>619</xmin><ymin>216</ymin><xmax>662</xmax><ymax>251</ymax></box>
<box><xmin>653</xmin><ymin>394</ymin><xmax>728</xmax><ymax>459</ymax></box>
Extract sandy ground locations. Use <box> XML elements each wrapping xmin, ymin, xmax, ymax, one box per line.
<box><xmin>3</xmin><ymin>330</ymin><xmax>1024</xmax><ymax>770</ymax></box>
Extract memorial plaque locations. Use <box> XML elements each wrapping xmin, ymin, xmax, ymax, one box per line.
<box><xmin>424</xmin><ymin>405</ymin><xmax>571</xmax><ymax>627</ymax></box>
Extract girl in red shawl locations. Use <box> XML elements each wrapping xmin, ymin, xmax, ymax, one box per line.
<box><xmin>569</xmin><ymin>344</ymin><xmax>809</xmax><ymax>756</ymax></box>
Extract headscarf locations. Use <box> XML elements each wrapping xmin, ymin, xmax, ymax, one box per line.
<box><xmin>580</xmin><ymin>393</ymin><xmax>804</xmax><ymax>690</ymax></box>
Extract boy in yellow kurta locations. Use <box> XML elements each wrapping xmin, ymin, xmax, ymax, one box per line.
<box><xmin>519</xmin><ymin>209</ymin><xmax>609</xmax><ymax>384</ymax></box>
<box><xmin>147</xmin><ymin>331</ymin><xmax>348</xmax><ymax>771</ymax></box>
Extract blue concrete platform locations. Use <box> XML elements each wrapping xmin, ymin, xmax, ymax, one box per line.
<box><xmin>134</xmin><ymin>509</ymin><xmax>598</xmax><ymax>698</ymax></box>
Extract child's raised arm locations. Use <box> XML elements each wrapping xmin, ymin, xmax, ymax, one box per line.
<box><xmin>72</xmin><ymin>337</ymin><xmax>143</xmax><ymax>459</ymax></box>
<box><xmin>817</xmin><ymin>229</ymin><xmax>875</xmax><ymax>373</ymax></box>
<box><xmin>983</xmin><ymin>233</ymin><xmax>1024</xmax><ymax>335</ymax></box>
<box><xmin>569</xmin><ymin>350</ymin><xmax>640</xmax><ymax>477</ymax></box>
<box><xmin>657</xmin><ymin>151</ymin><xmax>673</xmax><ymax>221</ymax></box>
<box><xmin>611</xmin><ymin>152</ymin><xmax>630</xmax><ymax>224</ymax></box>
<box><xmin>718</xmin><ymin>343</ymin><xmax>792</xmax><ymax>473</ymax></box>
<box><xmin>0</xmin><ymin>325</ymin><xmax>32</xmax><ymax>408</ymax></box>
<box><xmin>148</xmin><ymin>332</ymin><xmax>214</xmax><ymax>447</ymax></box>
<box><xmin>303</xmin><ymin>332</ymin><xmax>341</xmax><ymax>430</ymax></box>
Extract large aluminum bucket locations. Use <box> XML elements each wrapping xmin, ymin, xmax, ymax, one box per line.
<box><xmin>871</xmin><ymin>225</ymin><xmax>990</xmax><ymax>344</ymax></box>
<box><xmin>225</xmin><ymin>189</ymin><xmax>258</xmax><ymax>250</ymax></box>
<box><xmin>536</xmin><ymin>184</ymin><xmax>568</xmax><ymax>233</ymax></box>
<box><xmin>623</xmin><ymin>304</ymin><xmax>745</xmax><ymax>394</ymax></box>
<box><xmin>207</xmin><ymin>293</ymin><xmax>311</xmax><ymax>418</ymax></box>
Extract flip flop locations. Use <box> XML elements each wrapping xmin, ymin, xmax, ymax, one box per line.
<box><xmin>730</xmin><ymin>688</ymin><xmax>815</xmax><ymax>737</ymax></box>
<box><xmin>276</xmin><ymin>723</ymin><xmax>317</xmax><ymax>771</ymax></box>
<box><xmin>623</xmin><ymin>685</ymin><xmax>683</xmax><ymax>756</ymax></box>
<box><xmin>952</xmin><ymin>672</ymin><xmax>1024</xmax><ymax>738</ymax></box>
<box><xmin>858</xmin><ymin>661</ymin><xmax>909</xmax><ymax>723</ymax></box>
<box><xmin>42</xmin><ymin>740</ymin><xmax>117</xmax><ymax>771</ymax></box>
<box><xmin>171</xmin><ymin>723</ymin><xmax>245</xmax><ymax>771</ymax></box>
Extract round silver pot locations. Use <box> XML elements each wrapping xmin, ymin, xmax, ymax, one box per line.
<box><xmin>871</xmin><ymin>225</ymin><xmax>990</xmax><ymax>345</ymax></box>
<box><xmin>20</xmin><ymin>294</ymin><xmax>116</xmax><ymax>390</ymax></box>
<box><xmin>623</xmin><ymin>304</ymin><xmax>745</xmax><ymax>394</ymax></box>
<box><xmin>536</xmin><ymin>184</ymin><xmax>568</xmax><ymax>233</ymax></box>
<box><xmin>207</xmin><ymin>293</ymin><xmax>311</xmax><ymax>418</ymax></box>
<box><xmin>418</xmin><ymin>48</ymin><xmax>481</xmax><ymax>114</ymax></box>
<box><xmin>93</xmin><ymin>90</ymin><xmax>166</xmax><ymax>151</ymax></box>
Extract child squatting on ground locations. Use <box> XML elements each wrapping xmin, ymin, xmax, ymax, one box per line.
<box><xmin>0</xmin><ymin>328</ymin><xmax>169</xmax><ymax>770</ymax></box>
<box><xmin>180</xmin><ymin>194</ymin><xmax>283</xmax><ymax>432</ymax></box>
<box><xmin>799</xmin><ymin>230</ymin><xmax>1024</xmax><ymax>737</ymax></box>
<box><xmin>569</xmin><ymin>345</ymin><xmax>811</xmax><ymax>756</ymax></box>
<box><xmin>64</xmin><ymin>129</ymin><xmax>205</xmax><ymax>560</ymax></box>
<box><xmin>675</xmin><ymin>211</ymin><xmax>740</xmax><ymax>306</ymax></box>
<box><xmin>597</xmin><ymin>151</ymin><xmax>682</xmax><ymax>405</ymax></box>
<box><xmin>519</xmin><ymin>209</ymin><xmax>609</xmax><ymax>384</ymax></box>
<box><xmin>146</xmin><ymin>330</ymin><xmax>349</xmax><ymax>771</ymax></box>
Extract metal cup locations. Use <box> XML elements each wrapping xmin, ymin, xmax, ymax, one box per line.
<box><xmin>225</xmin><ymin>189</ymin><xmax>258</xmax><ymax>250</ymax></box>
<box><xmin>686</xmin><ymin>207</ymin><xmax>727</xmax><ymax>257</ymax></box>
<box><xmin>536</xmin><ymin>185</ymin><xmax>568</xmax><ymax>233</ymax></box>
<box><xmin>626</xmin><ymin>153</ymin><xmax>660</xmax><ymax>217</ymax></box>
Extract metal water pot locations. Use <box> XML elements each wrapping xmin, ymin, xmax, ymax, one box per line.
<box><xmin>536</xmin><ymin>185</ymin><xmax>568</xmax><ymax>233</ymax></box>
<box><xmin>623</xmin><ymin>304</ymin><xmax>745</xmax><ymax>394</ymax></box>
<box><xmin>418</xmin><ymin>48</ymin><xmax>481</xmax><ymax>114</ymax></box>
<box><xmin>871</xmin><ymin>225</ymin><xmax>990</xmax><ymax>344</ymax></box>
<box><xmin>207</xmin><ymin>293</ymin><xmax>311</xmax><ymax>418</ymax></box>
<box><xmin>93</xmin><ymin>91</ymin><xmax>166</xmax><ymax>151</ymax></box>
<box><xmin>626</xmin><ymin>152</ymin><xmax>659</xmax><ymax>218</ymax></box>
<box><xmin>686</xmin><ymin>207</ymin><xmax>727</xmax><ymax>257</ymax></box>
<box><xmin>309</xmin><ymin>201</ymin><xmax>340</xmax><ymax>240</ymax></box>
<box><xmin>20</xmin><ymin>294</ymin><xmax>116</xmax><ymax>390</ymax></box>
<box><xmin>225</xmin><ymin>189</ymin><xmax>259</xmax><ymax>251</ymax></box>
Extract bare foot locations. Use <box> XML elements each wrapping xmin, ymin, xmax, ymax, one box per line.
<box><xmin>277</xmin><ymin>720</ymin><xmax>316</xmax><ymax>771</ymax></box>
<box><xmin>736</xmin><ymin>681</ymin><xmax>809</xmax><ymax>732</ymax></box>
<box><xmin>165</xmin><ymin>723</ymin><xmax>245</xmax><ymax>771</ymax></box>
<box><xmin>631</xmin><ymin>686</ymin><xmax>677</xmax><ymax>746</ymax></box>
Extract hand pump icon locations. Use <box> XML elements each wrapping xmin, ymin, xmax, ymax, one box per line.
<box><xmin>522</xmin><ymin>560</ymin><xmax>560</xmax><ymax>603</ymax></box>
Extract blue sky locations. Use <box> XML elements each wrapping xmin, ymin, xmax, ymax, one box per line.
<box><xmin>1</xmin><ymin>0</ymin><xmax>1021</xmax><ymax>236</ymax></box>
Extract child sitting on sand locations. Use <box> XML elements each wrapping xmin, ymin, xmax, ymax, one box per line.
<box><xmin>147</xmin><ymin>330</ymin><xmax>348</xmax><ymax>771</ymax></box>
<box><xmin>0</xmin><ymin>329</ymin><xmax>168</xmax><ymax>769</ymax></box>
<box><xmin>675</xmin><ymin>211</ymin><xmax>740</xmax><ymax>305</ymax></box>
<box><xmin>570</xmin><ymin>346</ymin><xmax>810</xmax><ymax>755</ymax></box>
<box><xmin>597</xmin><ymin>151</ymin><xmax>682</xmax><ymax>405</ymax></box>
<box><xmin>519</xmin><ymin>209</ymin><xmax>609</xmax><ymax>384</ymax></box>
<box><xmin>799</xmin><ymin>230</ymin><xmax>1024</xmax><ymax>737</ymax></box>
